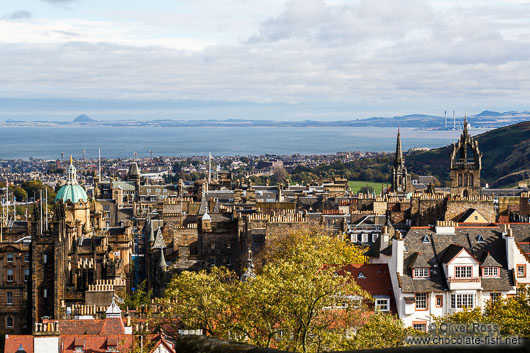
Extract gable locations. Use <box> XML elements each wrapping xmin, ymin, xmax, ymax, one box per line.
<box><xmin>447</xmin><ymin>247</ymin><xmax>479</xmax><ymax>266</ymax></box>
<box><xmin>459</xmin><ymin>209</ymin><xmax>488</xmax><ymax>224</ymax></box>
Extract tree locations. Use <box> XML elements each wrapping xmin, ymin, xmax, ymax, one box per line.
<box><xmin>342</xmin><ymin>312</ymin><xmax>411</xmax><ymax>350</ymax></box>
<box><xmin>122</xmin><ymin>280</ymin><xmax>152</xmax><ymax>311</ymax></box>
<box><xmin>12</xmin><ymin>185</ymin><xmax>28</xmax><ymax>201</ymax></box>
<box><xmin>161</xmin><ymin>225</ymin><xmax>405</xmax><ymax>353</ymax></box>
<box><xmin>22</xmin><ymin>179</ymin><xmax>56</xmax><ymax>203</ymax></box>
<box><xmin>272</xmin><ymin>166</ymin><xmax>288</xmax><ymax>185</ymax></box>
<box><xmin>434</xmin><ymin>285</ymin><xmax>530</xmax><ymax>338</ymax></box>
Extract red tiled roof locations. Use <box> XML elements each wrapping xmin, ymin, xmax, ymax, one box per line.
<box><xmin>336</xmin><ymin>263</ymin><xmax>397</xmax><ymax>314</ymax></box>
<box><xmin>100</xmin><ymin>318</ymin><xmax>125</xmax><ymax>335</ymax></box>
<box><xmin>61</xmin><ymin>335</ymin><xmax>133</xmax><ymax>353</ymax></box>
<box><xmin>42</xmin><ymin>318</ymin><xmax>127</xmax><ymax>335</ymax></box>
<box><xmin>4</xmin><ymin>335</ymin><xmax>34</xmax><ymax>353</ymax></box>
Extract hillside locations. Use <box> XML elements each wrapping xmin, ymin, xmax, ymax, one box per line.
<box><xmin>407</xmin><ymin>121</ymin><xmax>530</xmax><ymax>187</ymax></box>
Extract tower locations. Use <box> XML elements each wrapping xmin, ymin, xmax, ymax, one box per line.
<box><xmin>391</xmin><ymin>130</ymin><xmax>412</xmax><ymax>193</ymax></box>
<box><xmin>450</xmin><ymin>116</ymin><xmax>482</xmax><ymax>197</ymax></box>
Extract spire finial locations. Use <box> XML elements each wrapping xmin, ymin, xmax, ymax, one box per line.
<box><xmin>70</xmin><ymin>154</ymin><xmax>73</xmax><ymax>165</ymax></box>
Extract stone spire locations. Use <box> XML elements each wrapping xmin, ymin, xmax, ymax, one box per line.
<box><xmin>394</xmin><ymin>129</ymin><xmax>404</xmax><ymax>168</ymax></box>
<box><xmin>240</xmin><ymin>249</ymin><xmax>256</xmax><ymax>282</ymax></box>
<box><xmin>157</xmin><ymin>248</ymin><xmax>167</xmax><ymax>270</ymax></box>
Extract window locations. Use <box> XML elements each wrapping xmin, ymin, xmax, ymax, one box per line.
<box><xmin>226</xmin><ymin>243</ymin><xmax>231</xmax><ymax>249</ymax></box>
<box><xmin>211</xmin><ymin>243</ymin><xmax>215</xmax><ymax>249</ymax></box>
<box><xmin>490</xmin><ymin>293</ymin><xmax>501</xmax><ymax>303</ymax></box>
<box><xmin>156</xmin><ymin>189</ymin><xmax>160</xmax><ymax>193</ymax></box>
<box><xmin>7</xmin><ymin>254</ymin><xmax>13</xmax><ymax>263</ymax></box>
<box><xmin>24</xmin><ymin>254</ymin><xmax>29</xmax><ymax>262</ymax></box>
<box><xmin>455</xmin><ymin>266</ymin><xmax>472</xmax><ymax>278</ymax></box>
<box><xmin>226</xmin><ymin>258</ymin><xmax>232</xmax><ymax>267</ymax></box>
<box><xmin>413</xmin><ymin>268</ymin><xmax>430</xmax><ymax>278</ymax></box>
<box><xmin>43</xmin><ymin>288</ymin><xmax>48</xmax><ymax>298</ymax></box>
<box><xmin>43</xmin><ymin>254</ymin><xmax>48</xmax><ymax>264</ymax></box>
<box><xmin>210</xmin><ymin>258</ymin><xmax>216</xmax><ymax>266</ymax></box>
<box><xmin>24</xmin><ymin>269</ymin><xmax>29</xmax><ymax>282</ymax></box>
<box><xmin>361</xmin><ymin>234</ymin><xmax>368</xmax><ymax>242</ymax></box>
<box><xmin>7</xmin><ymin>292</ymin><xmax>12</xmax><ymax>304</ymax></box>
<box><xmin>517</xmin><ymin>265</ymin><xmax>526</xmax><ymax>278</ymax></box>
<box><xmin>436</xmin><ymin>295</ymin><xmax>443</xmax><ymax>308</ymax></box>
<box><xmin>415</xmin><ymin>293</ymin><xmax>427</xmax><ymax>310</ymax></box>
<box><xmin>375</xmin><ymin>298</ymin><xmax>390</xmax><ymax>312</ymax></box>
<box><xmin>483</xmin><ymin>267</ymin><xmax>499</xmax><ymax>277</ymax></box>
<box><xmin>7</xmin><ymin>269</ymin><xmax>13</xmax><ymax>282</ymax></box>
<box><xmin>413</xmin><ymin>322</ymin><xmax>427</xmax><ymax>332</ymax></box>
<box><xmin>74</xmin><ymin>346</ymin><xmax>83</xmax><ymax>352</ymax></box>
<box><xmin>351</xmin><ymin>233</ymin><xmax>358</xmax><ymax>243</ymax></box>
<box><xmin>6</xmin><ymin>316</ymin><xmax>13</xmax><ymax>328</ymax></box>
<box><xmin>146</xmin><ymin>189</ymin><xmax>151</xmax><ymax>193</ymax></box>
<box><xmin>372</xmin><ymin>234</ymin><xmax>378</xmax><ymax>242</ymax></box>
<box><xmin>450</xmin><ymin>293</ymin><xmax>474</xmax><ymax>309</ymax></box>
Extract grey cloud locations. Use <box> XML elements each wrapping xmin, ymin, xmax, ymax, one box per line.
<box><xmin>40</xmin><ymin>0</ymin><xmax>77</xmax><ymax>4</ymax></box>
<box><xmin>3</xmin><ymin>1</ymin><xmax>530</xmax><ymax>115</ymax></box>
<box><xmin>4</xmin><ymin>10</ymin><xmax>32</xmax><ymax>20</ymax></box>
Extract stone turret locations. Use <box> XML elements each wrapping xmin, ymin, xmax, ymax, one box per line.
<box><xmin>450</xmin><ymin>115</ymin><xmax>482</xmax><ymax>197</ymax></box>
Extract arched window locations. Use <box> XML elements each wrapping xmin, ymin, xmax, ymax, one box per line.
<box><xmin>464</xmin><ymin>174</ymin><xmax>468</xmax><ymax>186</ymax></box>
<box><xmin>458</xmin><ymin>174</ymin><xmax>463</xmax><ymax>186</ymax></box>
<box><xmin>469</xmin><ymin>174</ymin><xmax>473</xmax><ymax>186</ymax></box>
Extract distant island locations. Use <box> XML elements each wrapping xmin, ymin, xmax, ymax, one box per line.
<box><xmin>2</xmin><ymin>110</ymin><xmax>530</xmax><ymax>129</ymax></box>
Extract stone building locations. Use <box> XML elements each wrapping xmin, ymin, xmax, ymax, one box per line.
<box><xmin>391</xmin><ymin>129</ymin><xmax>412</xmax><ymax>193</ymax></box>
<box><xmin>450</xmin><ymin>116</ymin><xmax>482</xmax><ymax>198</ymax></box>
<box><xmin>31</xmin><ymin>158</ymin><xmax>133</xmax><ymax>324</ymax></box>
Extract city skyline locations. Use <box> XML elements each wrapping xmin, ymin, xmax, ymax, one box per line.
<box><xmin>2</xmin><ymin>0</ymin><xmax>530</xmax><ymax>120</ymax></box>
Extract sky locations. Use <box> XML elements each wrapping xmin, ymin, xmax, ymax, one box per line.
<box><xmin>1</xmin><ymin>0</ymin><xmax>530</xmax><ymax>121</ymax></box>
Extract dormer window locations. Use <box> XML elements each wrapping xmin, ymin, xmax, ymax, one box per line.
<box><xmin>421</xmin><ymin>235</ymin><xmax>430</xmax><ymax>243</ymax></box>
<box><xmin>357</xmin><ymin>272</ymin><xmax>366</xmax><ymax>279</ymax></box>
<box><xmin>476</xmin><ymin>234</ymin><xmax>485</xmax><ymax>243</ymax></box>
<box><xmin>454</xmin><ymin>266</ymin><xmax>472</xmax><ymax>278</ymax></box>
<box><xmin>413</xmin><ymin>268</ymin><xmax>430</xmax><ymax>278</ymax></box>
<box><xmin>482</xmin><ymin>267</ymin><xmax>499</xmax><ymax>277</ymax></box>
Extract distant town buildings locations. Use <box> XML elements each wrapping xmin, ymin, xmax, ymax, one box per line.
<box><xmin>1</xmin><ymin>120</ymin><xmax>530</xmax><ymax>352</ymax></box>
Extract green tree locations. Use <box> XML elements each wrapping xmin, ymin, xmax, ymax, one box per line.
<box><xmin>22</xmin><ymin>179</ymin><xmax>56</xmax><ymax>203</ymax></box>
<box><xmin>12</xmin><ymin>185</ymin><xmax>28</xmax><ymax>201</ymax></box>
<box><xmin>435</xmin><ymin>285</ymin><xmax>530</xmax><ymax>338</ymax></box>
<box><xmin>122</xmin><ymin>280</ymin><xmax>152</xmax><ymax>310</ymax></box>
<box><xmin>161</xmin><ymin>226</ymin><xmax>402</xmax><ymax>353</ymax></box>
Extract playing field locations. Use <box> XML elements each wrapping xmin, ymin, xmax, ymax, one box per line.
<box><xmin>348</xmin><ymin>180</ymin><xmax>386</xmax><ymax>194</ymax></box>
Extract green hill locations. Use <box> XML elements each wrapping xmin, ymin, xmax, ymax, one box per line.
<box><xmin>407</xmin><ymin>121</ymin><xmax>530</xmax><ymax>187</ymax></box>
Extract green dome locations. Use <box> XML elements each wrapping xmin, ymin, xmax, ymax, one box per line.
<box><xmin>55</xmin><ymin>156</ymin><xmax>88</xmax><ymax>203</ymax></box>
<box><xmin>55</xmin><ymin>184</ymin><xmax>88</xmax><ymax>203</ymax></box>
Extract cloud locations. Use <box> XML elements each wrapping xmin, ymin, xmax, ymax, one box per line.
<box><xmin>41</xmin><ymin>0</ymin><xmax>77</xmax><ymax>3</ymax></box>
<box><xmin>2</xmin><ymin>0</ymin><xmax>530</xmax><ymax>117</ymax></box>
<box><xmin>3</xmin><ymin>10</ymin><xmax>32</xmax><ymax>20</ymax></box>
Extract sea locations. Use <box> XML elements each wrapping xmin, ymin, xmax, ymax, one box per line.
<box><xmin>0</xmin><ymin>126</ymin><xmax>483</xmax><ymax>160</ymax></box>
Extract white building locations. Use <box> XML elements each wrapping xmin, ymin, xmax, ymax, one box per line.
<box><xmin>368</xmin><ymin>221</ymin><xmax>530</xmax><ymax>331</ymax></box>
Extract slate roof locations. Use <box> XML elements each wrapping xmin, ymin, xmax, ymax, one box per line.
<box><xmin>480</xmin><ymin>252</ymin><xmax>502</xmax><ymax>267</ymax></box>
<box><xmin>399</xmin><ymin>225</ymin><xmax>514</xmax><ymax>293</ymax></box>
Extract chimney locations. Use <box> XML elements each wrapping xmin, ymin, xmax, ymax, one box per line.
<box><xmin>392</xmin><ymin>231</ymin><xmax>404</xmax><ymax>275</ymax></box>
<box><xmin>503</xmin><ymin>224</ymin><xmax>515</xmax><ymax>270</ymax></box>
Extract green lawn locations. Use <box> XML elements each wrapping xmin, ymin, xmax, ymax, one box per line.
<box><xmin>348</xmin><ymin>180</ymin><xmax>386</xmax><ymax>194</ymax></box>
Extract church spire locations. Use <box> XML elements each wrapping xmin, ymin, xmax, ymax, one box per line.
<box><xmin>394</xmin><ymin>129</ymin><xmax>404</xmax><ymax>167</ymax></box>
